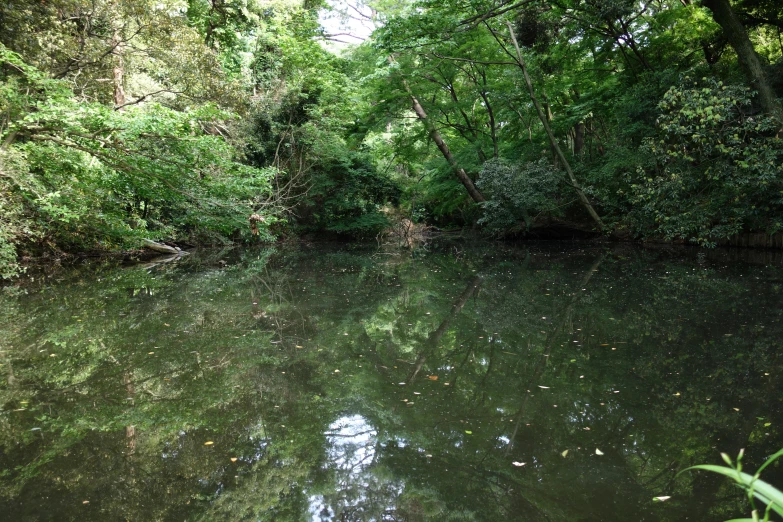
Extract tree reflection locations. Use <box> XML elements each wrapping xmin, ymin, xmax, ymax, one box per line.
<box><xmin>0</xmin><ymin>244</ymin><xmax>781</xmax><ymax>520</ymax></box>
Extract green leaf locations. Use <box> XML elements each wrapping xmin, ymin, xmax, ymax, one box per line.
<box><xmin>682</xmin><ymin>465</ymin><xmax>783</xmax><ymax>517</ymax></box>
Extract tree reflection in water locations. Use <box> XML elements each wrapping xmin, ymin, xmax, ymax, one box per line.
<box><xmin>1</xmin><ymin>243</ymin><xmax>781</xmax><ymax>521</ymax></box>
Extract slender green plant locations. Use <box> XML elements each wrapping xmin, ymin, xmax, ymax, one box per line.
<box><xmin>682</xmin><ymin>449</ymin><xmax>783</xmax><ymax>522</ymax></box>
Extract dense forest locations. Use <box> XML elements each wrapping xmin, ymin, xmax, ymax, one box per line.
<box><xmin>1</xmin><ymin>0</ymin><xmax>782</xmax><ymax>278</ymax></box>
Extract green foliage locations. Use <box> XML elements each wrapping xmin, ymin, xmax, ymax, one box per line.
<box><xmin>349</xmin><ymin>0</ymin><xmax>783</xmax><ymax>237</ymax></box>
<box><xmin>627</xmin><ymin>78</ymin><xmax>783</xmax><ymax>245</ymax></box>
<box><xmin>302</xmin><ymin>151</ymin><xmax>400</xmax><ymax>237</ymax></box>
<box><xmin>0</xmin><ymin>43</ymin><xmax>276</xmax><ymax>277</ymax></box>
<box><xmin>477</xmin><ymin>158</ymin><xmax>565</xmax><ymax>235</ymax></box>
<box><xmin>683</xmin><ymin>449</ymin><xmax>783</xmax><ymax>521</ymax></box>
<box><xmin>236</xmin><ymin>6</ymin><xmax>401</xmax><ymax>237</ymax></box>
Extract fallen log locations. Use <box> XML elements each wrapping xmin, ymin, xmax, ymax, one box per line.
<box><xmin>142</xmin><ymin>239</ymin><xmax>186</xmax><ymax>255</ymax></box>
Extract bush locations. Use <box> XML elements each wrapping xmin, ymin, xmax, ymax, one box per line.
<box><xmin>477</xmin><ymin>158</ymin><xmax>565</xmax><ymax>235</ymax></box>
<box><xmin>626</xmin><ymin>77</ymin><xmax>783</xmax><ymax>246</ymax></box>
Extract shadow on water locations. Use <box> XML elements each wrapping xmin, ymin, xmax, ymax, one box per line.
<box><xmin>1</xmin><ymin>242</ymin><xmax>782</xmax><ymax>521</ymax></box>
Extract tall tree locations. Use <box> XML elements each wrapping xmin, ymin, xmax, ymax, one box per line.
<box><xmin>702</xmin><ymin>0</ymin><xmax>783</xmax><ymax>124</ymax></box>
<box><xmin>400</xmin><ymin>73</ymin><xmax>487</xmax><ymax>203</ymax></box>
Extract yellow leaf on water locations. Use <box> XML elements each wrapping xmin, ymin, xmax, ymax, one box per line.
<box><xmin>538</xmin><ymin>385</ymin><xmax>550</xmax><ymax>389</ymax></box>
<box><xmin>164</xmin><ymin>323</ymin><xmax>170</xmax><ymax>327</ymax></box>
<box><xmin>465</xmin><ymin>430</ymin><xmax>472</xmax><ymax>434</ymax></box>
<box><xmin>230</xmin><ymin>457</ymin><xmax>238</xmax><ymax>462</ymax></box>
<box><xmin>561</xmin><ymin>450</ymin><xmax>569</xmax><ymax>457</ymax></box>
<box><xmin>204</xmin><ymin>441</ymin><xmax>214</xmax><ymax>446</ymax></box>
<box><xmin>428</xmin><ymin>375</ymin><xmax>439</xmax><ymax>381</ymax></box>
<box><xmin>595</xmin><ymin>448</ymin><xmax>604</xmax><ymax>455</ymax></box>
<box><xmin>653</xmin><ymin>496</ymin><xmax>671</xmax><ymax>502</ymax></box>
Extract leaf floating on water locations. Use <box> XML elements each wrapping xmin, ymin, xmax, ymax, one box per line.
<box><xmin>334</xmin><ymin>369</ymin><xmax>340</xmax><ymax>373</ymax></box>
<box><xmin>733</xmin><ymin>408</ymin><xmax>740</xmax><ymax>411</ymax></box>
<box><xmin>653</xmin><ymin>496</ymin><xmax>671</xmax><ymax>502</ymax></box>
<box><xmin>600</xmin><ymin>343</ymin><xmax>609</xmax><ymax>346</ymax></box>
<box><xmin>673</xmin><ymin>392</ymin><xmax>681</xmax><ymax>396</ymax></box>
<box><xmin>164</xmin><ymin>323</ymin><xmax>170</xmax><ymax>327</ymax></box>
<box><xmin>595</xmin><ymin>448</ymin><xmax>604</xmax><ymax>455</ymax></box>
<box><xmin>204</xmin><ymin>441</ymin><xmax>214</xmax><ymax>446</ymax></box>
<box><xmin>512</xmin><ymin>461</ymin><xmax>526</xmax><ymax>467</ymax></box>
<box><xmin>428</xmin><ymin>375</ymin><xmax>439</xmax><ymax>381</ymax></box>
<box><xmin>82</xmin><ymin>500</ymin><xmax>90</xmax><ymax>505</ymax></box>
<box><xmin>764</xmin><ymin>423</ymin><xmax>772</xmax><ymax>427</ymax></box>
<box><xmin>465</xmin><ymin>430</ymin><xmax>472</xmax><ymax>435</ymax></box>
<box><xmin>295</xmin><ymin>345</ymin><xmax>303</xmax><ymax>349</ymax></box>
<box><xmin>538</xmin><ymin>385</ymin><xmax>550</xmax><ymax>389</ymax></box>
<box><xmin>230</xmin><ymin>457</ymin><xmax>238</xmax><ymax>462</ymax></box>
<box><xmin>561</xmin><ymin>450</ymin><xmax>569</xmax><ymax>457</ymax></box>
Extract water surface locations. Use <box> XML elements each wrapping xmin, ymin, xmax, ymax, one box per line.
<box><xmin>1</xmin><ymin>242</ymin><xmax>782</xmax><ymax>521</ymax></box>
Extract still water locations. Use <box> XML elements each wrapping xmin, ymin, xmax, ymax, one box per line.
<box><xmin>1</xmin><ymin>242</ymin><xmax>781</xmax><ymax>521</ymax></box>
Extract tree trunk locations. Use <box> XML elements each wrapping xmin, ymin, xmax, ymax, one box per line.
<box><xmin>506</xmin><ymin>23</ymin><xmax>605</xmax><ymax>230</ymax></box>
<box><xmin>574</xmin><ymin>122</ymin><xmax>585</xmax><ymax>156</ymax></box>
<box><xmin>111</xmin><ymin>9</ymin><xmax>126</xmax><ymax>110</ymax></box>
<box><xmin>405</xmin><ymin>88</ymin><xmax>486</xmax><ymax>202</ymax></box>
<box><xmin>390</xmin><ymin>58</ymin><xmax>486</xmax><ymax>203</ymax></box>
<box><xmin>408</xmin><ymin>276</ymin><xmax>483</xmax><ymax>383</ymax></box>
<box><xmin>702</xmin><ymin>0</ymin><xmax>783</xmax><ymax>125</ymax></box>
<box><xmin>142</xmin><ymin>239</ymin><xmax>182</xmax><ymax>254</ymax></box>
